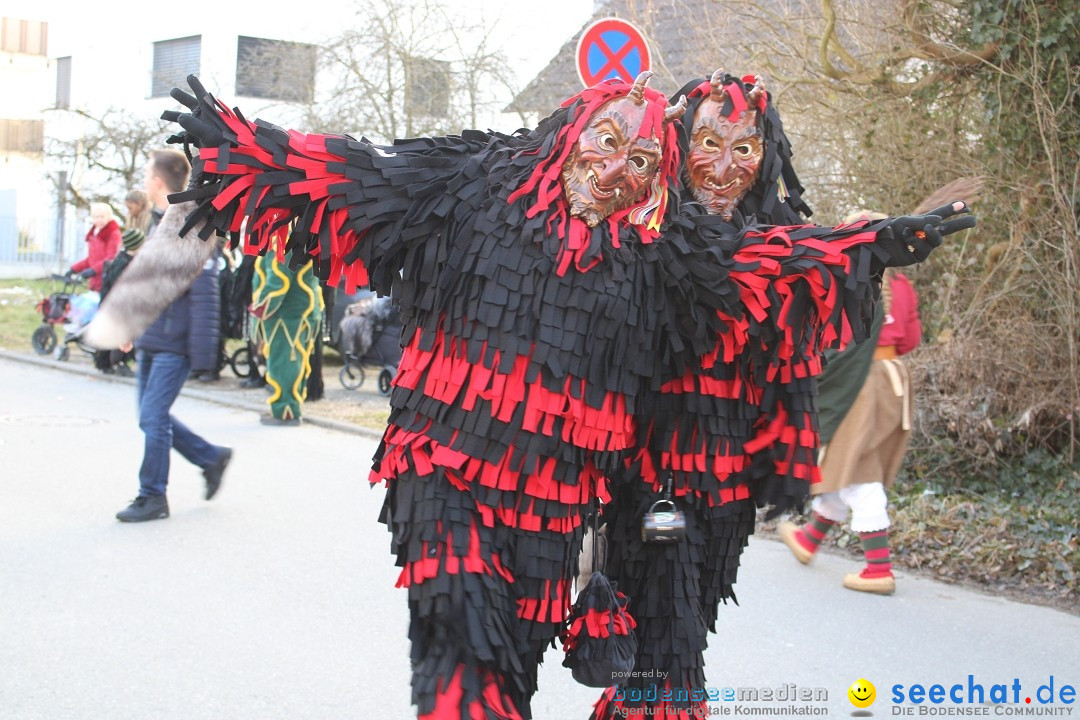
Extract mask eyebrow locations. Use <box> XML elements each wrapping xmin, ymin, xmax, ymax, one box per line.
<box><xmin>631</xmin><ymin>137</ymin><xmax>661</xmax><ymax>154</ymax></box>
<box><xmin>731</xmin><ymin>125</ymin><xmax>763</xmax><ymax>143</ymax></box>
<box><xmin>693</xmin><ymin>114</ymin><xmax>762</xmax><ymax>142</ymax></box>
<box><xmin>594</xmin><ymin>112</ymin><xmax>630</xmax><ymax>140</ymax></box>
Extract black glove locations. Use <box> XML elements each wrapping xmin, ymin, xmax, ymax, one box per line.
<box><xmin>160</xmin><ymin>75</ymin><xmax>227</xmax><ymax>149</ymax></box>
<box><xmin>875</xmin><ymin>201</ymin><xmax>976</xmax><ymax>268</ymax></box>
<box><xmin>80</xmin><ymin>268</ymin><xmax>96</xmax><ymax>279</ymax></box>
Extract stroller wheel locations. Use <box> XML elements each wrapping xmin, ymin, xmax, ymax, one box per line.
<box><xmin>340</xmin><ymin>361</ymin><xmax>364</xmax><ymax>391</ymax></box>
<box><xmin>54</xmin><ymin>344</ymin><xmax>70</xmax><ymax>362</ymax></box>
<box><xmin>229</xmin><ymin>346</ymin><xmax>254</xmax><ymax>378</ymax></box>
<box><xmin>32</xmin><ymin>325</ymin><xmax>57</xmax><ymax>355</ymax></box>
<box><xmin>378</xmin><ymin>367</ymin><xmax>394</xmax><ymax>396</ymax></box>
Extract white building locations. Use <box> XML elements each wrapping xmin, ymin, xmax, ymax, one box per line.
<box><xmin>0</xmin><ymin>17</ymin><xmax>53</xmax><ymax>269</ymax></box>
<box><xmin>2</xmin><ymin>7</ymin><xmax>343</xmax><ymax>272</ymax></box>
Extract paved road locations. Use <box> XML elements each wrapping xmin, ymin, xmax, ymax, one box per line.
<box><xmin>1</xmin><ymin>357</ymin><xmax>1077</xmax><ymax>720</ymax></box>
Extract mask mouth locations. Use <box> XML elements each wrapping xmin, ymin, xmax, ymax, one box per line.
<box><xmin>702</xmin><ymin>175</ymin><xmax>740</xmax><ymax>194</ymax></box>
<box><xmin>587</xmin><ymin>171</ymin><xmax>616</xmax><ymax>200</ymax></box>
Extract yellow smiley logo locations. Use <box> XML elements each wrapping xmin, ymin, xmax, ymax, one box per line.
<box><xmin>848</xmin><ymin>679</ymin><xmax>876</xmax><ymax>708</ymax></box>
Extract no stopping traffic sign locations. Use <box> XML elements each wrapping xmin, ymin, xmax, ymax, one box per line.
<box><xmin>575</xmin><ymin>18</ymin><xmax>652</xmax><ymax>87</ymax></box>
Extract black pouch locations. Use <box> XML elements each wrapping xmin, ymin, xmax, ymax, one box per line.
<box><xmin>562</xmin><ymin>503</ymin><xmax>637</xmax><ymax>688</ymax></box>
<box><xmin>562</xmin><ymin>571</ymin><xmax>638</xmax><ymax>688</ymax></box>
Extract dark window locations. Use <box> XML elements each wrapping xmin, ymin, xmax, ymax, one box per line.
<box><xmin>55</xmin><ymin>56</ymin><xmax>71</xmax><ymax>109</ymax></box>
<box><xmin>152</xmin><ymin>36</ymin><xmax>200</xmax><ymax>98</ymax></box>
<box><xmin>235</xmin><ymin>36</ymin><xmax>316</xmax><ymax>103</ymax></box>
<box><xmin>0</xmin><ymin>17</ymin><xmax>47</xmax><ymax>55</ymax></box>
<box><xmin>405</xmin><ymin>57</ymin><xmax>451</xmax><ymax>118</ymax></box>
<box><xmin>0</xmin><ymin>119</ymin><xmax>44</xmax><ymax>153</ymax></box>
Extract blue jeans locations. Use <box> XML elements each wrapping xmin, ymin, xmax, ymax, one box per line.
<box><xmin>136</xmin><ymin>350</ymin><xmax>222</xmax><ymax>497</ymax></box>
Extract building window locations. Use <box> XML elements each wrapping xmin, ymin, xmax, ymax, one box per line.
<box><xmin>55</xmin><ymin>56</ymin><xmax>71</xmax><ymax>109</ymax></box>
<box><xmin>152</xmin><ymin>35</ymin><xmax>200</xmax><ymax>98</ymax></box>
<box><xmin>235</xmin><ymin>36</ymin><xmax>316</xmax><ymax>103</ymax></box>
<box><xmin>1</xmin><ymin>17</ymin><xmax>47</xmax><ymax>56</ymax></box>
<box><xmin>405</xmin><ymin>57</ymin><xmax>451</xmax><ymax>118</ymax></box>
<box><xmin>0</xmin><ymin>119</ymin><xmax>45</xmax><ymax>153</ymax></box>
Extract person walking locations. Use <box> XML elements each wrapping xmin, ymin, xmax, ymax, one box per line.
<box><xmin>115</xmin><ymin>154</ymin><xmax>232</xmax><ymax>522</ymax></box>
<box><xmin>778</xmin><ymin>219</ymin><xmax>922</xmax><ymax>595</ymax></box>
<box><xmin>115</xmin><ymin>249</ymin><xmax>233</xmax><ymax>521</ymax></box>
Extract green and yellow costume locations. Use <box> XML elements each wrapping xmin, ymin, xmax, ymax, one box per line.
<box><xmin>250</xmin><ymin>252</ymin><xmax>323</xmax><ymax>420</ymax></box>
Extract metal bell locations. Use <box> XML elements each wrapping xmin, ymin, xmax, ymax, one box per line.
<box><xmin>641</xmin><ymin>498</ymin><xmax>686</xmax><ymax>543</ymax></box>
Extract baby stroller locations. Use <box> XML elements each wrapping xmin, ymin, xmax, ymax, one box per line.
<box><xmin>337</xmin><ymin>295</ymin><xmax>403</xmax><ymax>396</ymax></box>
<box><xmin>31</xmin><ymin>273</ymin><xmax>100</xmax><ymax>361</ymax></box>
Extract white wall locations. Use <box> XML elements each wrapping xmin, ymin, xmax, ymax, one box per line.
<box><xmin>0</xmin><ymin>39</ymin><xmax>56</xmax><ymax>264</ymax></box>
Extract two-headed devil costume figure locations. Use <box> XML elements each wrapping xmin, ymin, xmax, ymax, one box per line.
<box><xmin>86</xmin><ymin>71</ymin><xmax>974</xmax><ymax>719</ymax></box>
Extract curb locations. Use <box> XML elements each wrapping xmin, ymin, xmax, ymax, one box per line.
<box><xmin>0</xmin><ymin>349</ymin><xmax>385</xmax><ymax>440</ymax></box>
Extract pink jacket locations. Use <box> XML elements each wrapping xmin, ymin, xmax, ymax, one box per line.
<box><xmin>72</xmin><ymin>219</ymin><xmax>121</xmax><ymax>291</ymax></box>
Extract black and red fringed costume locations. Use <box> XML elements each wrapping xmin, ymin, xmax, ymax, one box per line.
<box><xmin>590</xmin><ymin>74</ymin><xmax>886</xmax><ymax>720</ymax></box>
<box><xmin>159</xmin><ymin>72</ymin><xmax>957</xmax><ymax>719</ymax></box>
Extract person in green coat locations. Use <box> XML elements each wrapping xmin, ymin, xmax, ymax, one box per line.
<box><xmin>250</xmin><ymin>250</ymin><xmax>323</xmax><ymax>426</ymax></box>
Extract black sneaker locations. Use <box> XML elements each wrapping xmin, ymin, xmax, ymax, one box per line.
<box><xmin>116</xmin><ymin>495</ymin><xmax>169</xmax><ymax>522</ymax></box>
<box><xmin>203</xmin><ymin>448</ymin><xmax>233</xmax><ymax>500</ymax></box>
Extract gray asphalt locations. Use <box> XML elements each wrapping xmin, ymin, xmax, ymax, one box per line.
<box><xmin>1</xmin><ymin>356</ymin><xmax>1077</xmax><ymax>720</ymax></box>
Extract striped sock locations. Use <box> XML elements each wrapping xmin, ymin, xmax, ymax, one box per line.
<box><xmin>795</xmin><ymin>512</ymin><xmax>836</xmax><ymax>554</ymax></box>
<box><xmin>859</xmin><ymin>530</ymin><xmax>893</xmax><ymax>577</ymax></box>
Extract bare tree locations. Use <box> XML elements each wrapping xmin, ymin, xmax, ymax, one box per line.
<box><xmin>703</xmin><ymin>0</ymin><xmax>1080</xmax><ymax>461</ymax></box>
<box><xmin>301</xmin><ymin>0</ymin><xmax>526</xmax><ymax>140</ymax></box>
<box><xmin>45</xmin><ymin>107</ymin><xmax>170</xmax><ymax>215</ymax></box>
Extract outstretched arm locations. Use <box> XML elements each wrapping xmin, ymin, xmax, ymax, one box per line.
<box><xmin>663</xmin><ymin>201</ymin><xmax>974</xmax><ymax>516</ymax></box>
<box><xmin>86</xmin><ymin>75</ymin><xmax>488</xmax><ymax>350</ymax></box>
<box><xmin>162</xmin><ymin>75</ymin><xmax>487</xmax><ymax>293</ymax></box>
<box><xmin>703</xmin><ymin>200</ymin><xmax>973</xmax><ymax>365</ymax></box>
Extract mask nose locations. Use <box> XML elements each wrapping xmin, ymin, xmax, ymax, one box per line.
<box><xmin>597</xmin><ymin>155</ymin><xmax>628</xmax><ymax>187</ymax></box>
<box><xmin>716</xmin><ymin>146</ymin><xmax>737</xmax><ymax>180</ymax></box>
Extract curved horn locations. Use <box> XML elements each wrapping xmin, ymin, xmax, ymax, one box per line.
<box><xmin>709</xmin><ymin>68</ymin><xmax>728</xmax><ymax>103</ymax></box>
<box><xmin>664</xmin><ymin>95</ymin><xmax>688</xmax><ymax>123</ymax></box>
<box><xmin>747</xmin><ymin>75</ymin><xmax>767</xmax><ymax>105</ymax></box>
<box><xmin>627</xmin><ymin>70</ymin><xmax>653</xmax><ymax>104</ymax></box>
